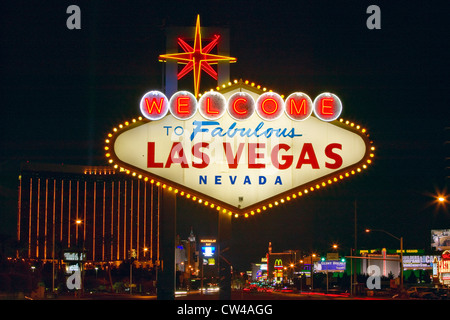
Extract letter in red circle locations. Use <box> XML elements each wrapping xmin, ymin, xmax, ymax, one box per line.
<box><xmin>206</xmin><ymin>97</ymin><xmax>219</xmax><ymax>115</ymax></box>
<box><xmin>233</xmin><ymin>98</ymin><xmax>247</xmax><ymax>115</ymax></box>
<box><xmin>146</xmin><ymin>97</ymin><xmax>165</xmax><ymax>114</ymax></box>
<box><xmin>170</xmin><ymin>91</ymin><xmax>197</xmax><ymax>120</ymax></box>
<box><xmin>320</xmin><ymin>98</ymin><xmax>334</xmax><ymax>115</ymax></box>
<box><xmin>261</xmin><ymin>98</ymin><xmax>278</xmax><ymax>115</ymax></box>
<box><xmin>228</xmin><ymin>92</ymin><xmax>255</xmax><ymax>120</ymax></box>
<box><xmin>313</xmin><ymin>93</ymin><xmax>342</xmax><ymax>122</ymax></box>
<box><xmin>176</xmin><ymin>96</ymin><xmax>190</xmax><ymax>114</ymax></box>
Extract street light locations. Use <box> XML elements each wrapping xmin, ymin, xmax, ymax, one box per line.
<box><xmin>365</xmin><ymin>229</ymin><xmax>404</xmax><ymax>292</ymax></box>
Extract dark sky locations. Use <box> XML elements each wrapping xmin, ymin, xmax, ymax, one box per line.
<box><xmin>1</xmin><ymin>1</ymin><xmax>449</xmax><ymax>270</ymax></box>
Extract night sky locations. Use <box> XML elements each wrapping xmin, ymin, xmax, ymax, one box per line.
<box><xmin>1</xmin><ymin>1</ymin><xmax>449</xmax><ymax>270</ymax></box>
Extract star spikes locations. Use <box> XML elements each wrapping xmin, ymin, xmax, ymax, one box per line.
<box><xmin>158</xmin><ymin>15</ymin><xmax>237</xmax><ymax>97</ymax></box>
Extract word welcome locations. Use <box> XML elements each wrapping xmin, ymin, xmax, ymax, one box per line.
<box><xmin>140</xmin><ymin>90</ymin><xmax>342</xmax><ymax>122</ymax></box>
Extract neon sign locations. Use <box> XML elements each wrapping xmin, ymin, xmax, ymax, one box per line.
<box><xmin>106</xmin><ymin>79</ymin><xmax>375</xmax><ymax>218</ymax></box>
<box><xmin>140</xmin><ymin>90</ymin><xmax>342</xmax><ymax>122</ymax></box>
<box><xmin>158</xmin><ymin>15</ymin><xmax>236</xmax><ymax>97</ymax></box>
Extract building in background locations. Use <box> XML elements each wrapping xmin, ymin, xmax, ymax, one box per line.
<box><xmin>17</xmin><ymin>162</ymin><xmax>161</xmax><ymax>267</ymax></box>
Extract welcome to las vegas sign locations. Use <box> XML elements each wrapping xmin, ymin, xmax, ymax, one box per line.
<box><xmin>105</xmin><ymin>80</ymin><xmax>375</xmax><ymax>218</ymax></box>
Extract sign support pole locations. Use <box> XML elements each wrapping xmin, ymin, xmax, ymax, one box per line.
<box><xmin>157</xmin><ymin>187</ymin><xmax>177</xmax><ymax>300</ymax></box>
<box><xmin>218</xmin><ymin>212</ymin><xmax>232</xmax><ymax>300</ymax></box>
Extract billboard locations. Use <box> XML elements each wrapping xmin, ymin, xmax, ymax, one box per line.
<box><xmin>431</xmin><ymin>229</ymin><xmax>450</xmax><ymax>251</ymax></box>
<box><xmin>106</xmin><ymin>81</ymin><xmax>374</xmax><ymax>217</ymax></box>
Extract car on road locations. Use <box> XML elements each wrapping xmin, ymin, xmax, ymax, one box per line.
<box><xmin>406</xmin><ymin>287</ymin><xmax>439</xmax><ymax>299</ymax></box>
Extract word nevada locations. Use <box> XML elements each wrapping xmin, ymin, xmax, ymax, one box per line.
<box><xmin>140</xmin><ymin>90</ymin><xmax>342</xmax><ymax>122</ymax></box>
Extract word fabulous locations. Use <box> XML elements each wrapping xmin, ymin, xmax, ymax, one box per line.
<box><xmin>140</xmin><ymin>90</ymin><xmax>342</xmax><ymax>122</ymax></box>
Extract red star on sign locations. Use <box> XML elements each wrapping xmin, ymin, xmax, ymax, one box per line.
<box><xmin>159</xmin><ymin>15</ymin><xmax>237</xmax><ymax>97</ymax></box>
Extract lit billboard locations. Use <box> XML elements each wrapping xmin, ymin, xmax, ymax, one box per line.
<box><xmin>106</xmin><ymin>81</ymin><xmax>374</xmax><ymax>217</ymax></box>
<box><xmin>431</xmin><ymin>229</ymin><xmax>450</xmax><ymax>251</ymax></box>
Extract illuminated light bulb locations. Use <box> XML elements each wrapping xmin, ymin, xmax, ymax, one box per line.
<box><xmin>132</xmin><ymin>172</ymin><xmax>136</xmax><ymax>176</ymax></box>
<box><xmin>370</xmin><ymin>153</ymin><xmax>374</xmax><ymax>157</ymax></box>
<box><xmin>113</xmin><ymin>128</ymin><xmax>117</xmax><ymax>132</ymax></box>
<box><xmin>204</xmin><ymin>201</ymin><xmax>208</xmax><ymax>206</ymax></box>
<box><xmin>340</xmin><ymin>118</ymin><xmax>344</xmax><ymax>122</ymax></box>
<box><xmin>119</xmin><ymin>124</ymin><xmax>123</xmax><ymax>128</ymax></box>
<box><xmin>222</xmin><ymin>209</ymin><xmax>227</xmax><ymax>213</ymax></box>
<box><xmin>132</xmin><ymin>119</ymin><xmax>136</xmax><ymax>123</ymax></box>
<box><xmin>114</xmin><ymin>165</ymin><xmax>118</xmax><ymax>169</ymax></box>
<box><xmin>138</xmin><ymin>116</ymin><xmax>142</xmax><ymax>120</ymax></box>
<box><xmin>292</xmin><ymin>194</ymin><xmax>297</xmax><ymax>199</ymax></box>
<box><xmin>216</xmin><ymin>86</ymin><xmax>220</xmax><ymax>90</ymax></box>
<box><xmin>144</xmin><ymin>177</ymin><xmax>148</xmax><ymax>181</ymax></box>
<box><xmin>345</xmin><ymin>173</ymin><xmax>349</xmax><ymax>177</ymax></box>
<box><xmin>108</xmin><ymin>159</ymin><xmax>113</xmax><ymax>164</ymax></box>
<box><xmin>256</xmin><ymin>209</ymin><xmax>261</xmax><ymax>213</ymax></box>
<box><xmin>234</xmin><ymin>79</ymin><xmax>238</xmax><ymax>84</ymax></box>
<box><xmin>234</xmin><ymin>213</ymin><xmax>238</xmax><ymax>218</ymax></box>
<box><xmin>108</xmin><ymin>133</ymin><xmax>112</xmax><ymax>137</ymax></box>
<box><xmin>367</xmin><ymin>159</ymin><xmax>372</xmax><ymax>164</ymax></box>
<box><xmin>168</xmin><ymin>186</ymin><xmax>173</xmax><ymax>191</ymax></box>
<box><xmin>245</xmin><ymin>213</ymin><xmax>249</xmax><ymax>218</ymax></box>
<box><xmin>162</xmin><ymin>184</ymin><xmax>166</xmax><ymax>188</ymax></box>
<box><xmin>363</xmin><ymin>164</ymin><xmax>367</xmax><ymax>169</ymax></box>
<box><xmin>150</xmin><ymin>179</ymin><xmax>154</xmax><ymax>184</ymax></box>
<box><xmin>125</xmin><ymin>121</ymin><xmax>129</xmax><ymax>126</ymax></box>
<box><xmin>210</xmin><ymin>204</ymin><xmax>214</xmax><ymax>208</ymax></box>
<box><xmin>180</xmin><ymin>191</ymin><xmax>184</xmax><ymax>196</ymax></box>
<box><xmin>263</xmin><ymin>88</ymin><xmax>267</xmax><ymax>91</ymax></box>
<box><xmin>269</xmin><ymin>203</ymin><xmax>273</xmax><ymax>208</ymax></box>
<box><xmin>105</xmin><ymin>139</ymin><xmax>110</xmax><ymax>143</ymax></box>
<box><xmin>362</xmin><ymin>129</ymin><xmax>366</xmax><ymax>133</ymax></box>
<box><xmin>322</xmin><ymin>182</ymin><xmax>326</xmax><ymax>187</ymax></box>
<box><xmin>263</xmin><ymin>206</ymin><xmax>267</xmax><ymax>210</ymax></box>
<box><xmin>251</xmin><ymin>82</ymin><xmax>255</xmax><ymax>86</ymax></box>
<box><xmin>186</xmin><ymin>194</ymin><xmax>190</xmax><ymax>198</ymax></box>
<box><xmin>357</xmin><ymin>168</ymin><xmax>361</xmax><ymax>172</ymax></box>
<box><xmin>192</xmin><ymin>196</ymin><xmax>197</xmax><ymax>201</ymax></box>
<box><xmin>286</xmin><ymin>196</ymin><xmax>291</xmax><ymax>201</ymax></box>
<box><xmin>174</xmin><ymin>189</ymin><xmax>178</xmax><ymax>193</ymax></box>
